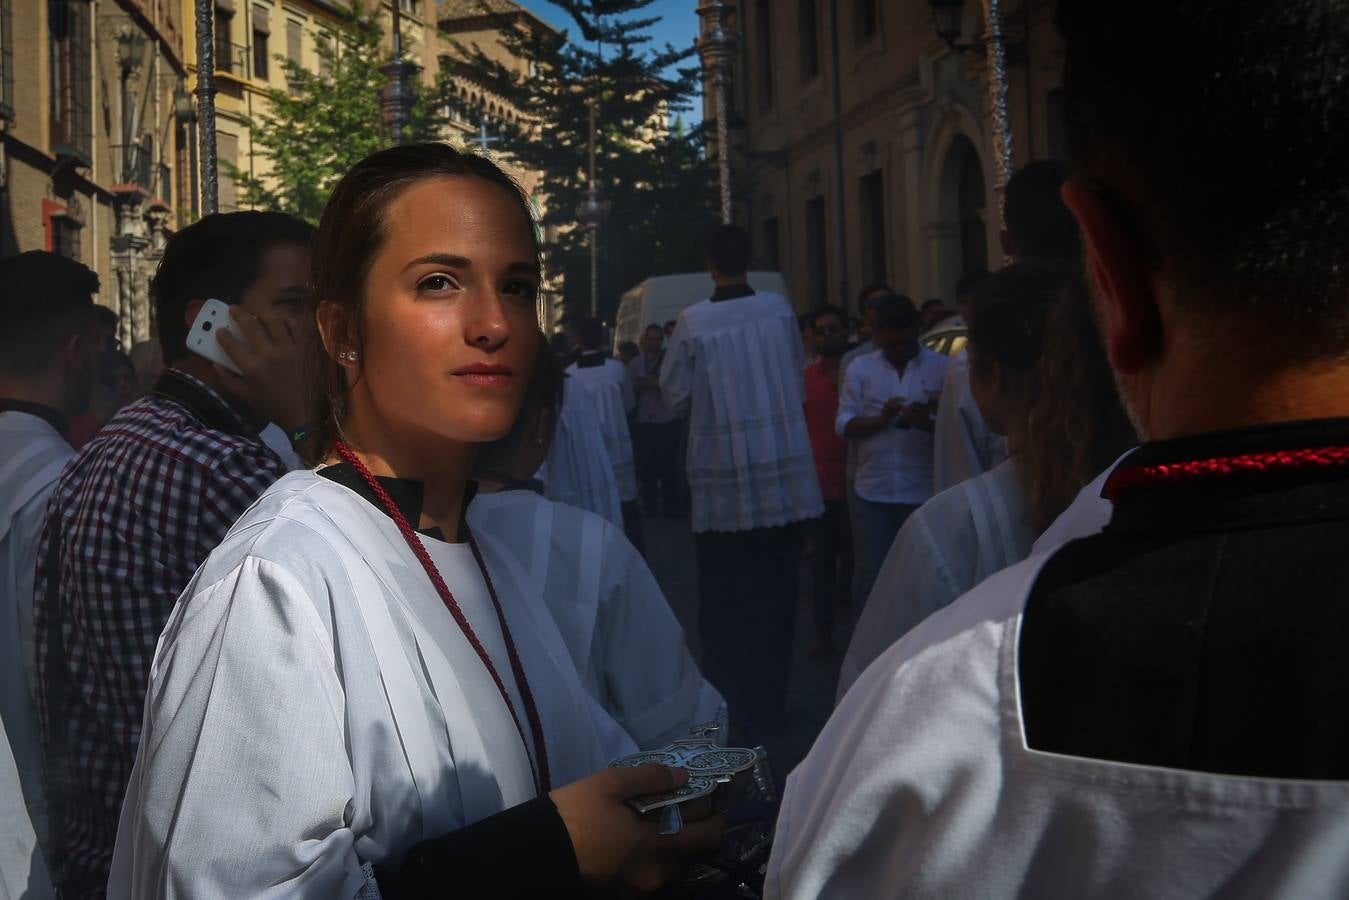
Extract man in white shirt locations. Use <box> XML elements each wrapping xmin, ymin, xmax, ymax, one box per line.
<box><xmin>0</xmin><ymin>252</ymin><xmax>101</xmax><ymax>895</ymax></box>
<box><xmin>628</xmin><ymin>323</ymin><xmax>680</xmax><ymax>516</ymax></box>
<box><xmin>661</xmin><ymin>224</ymin><xmax>823</xmax><ymax>733</ymax></box>
<box><xmin>836</xmin><ymin>295</ymin><xmax>948</xmax><ymax>606</ymax></box>
<box><xmin>566</xmin><ymin>316</ymin><xmax>641</xmax><ymax>551</ymax></box>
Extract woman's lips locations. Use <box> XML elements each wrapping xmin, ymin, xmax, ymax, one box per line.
<box><xmin>453</xmin><ymin>364</ymin><xmax>513</xmax><ymax>388</ymax></box>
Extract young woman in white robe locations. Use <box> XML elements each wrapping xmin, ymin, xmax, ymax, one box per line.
<box><xmin>109</xmin><ymin>144</ymin><xmax>719</xmax><ymax>899</ymax></box>
<box><xmin>467</xmin><ymin>368</ymin><xmax>725</xmax><ymax>750</ymax></box>
<box><xmin>840</xmin><ymin>268</ymin><xmax>1137</xmax><ymax>699</ymax></box>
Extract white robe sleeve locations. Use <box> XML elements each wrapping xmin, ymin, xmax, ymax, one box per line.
<box><xmin>837</xmin><ymin>509</ymin><xmax>963</xmax><ymax>702</ymax></box>
<box><xmin>658</xmin><ymin>316</ymin><xmax>693</xmax><ymax>416</ymax></box>
<box><xmin>593</xmin><ymin>526</ymin><xmax>726</xmax><ymax>747</ymax></box>
<box><xmin>110</xmin><ymin>557</ymin><xmax>372</xmax><ymax>900</ymax></box>
<box><xmin>0</xmin><ymin>715</ymin><xmax>53</xmax><ymax>899</ymax></box>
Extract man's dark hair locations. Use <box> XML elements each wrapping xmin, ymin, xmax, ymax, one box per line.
<box><xmin>705</xmin><ymin>224</ymin><xmax>752</xmax><ymax>277</ymax></box>
<box><xmin>1004</xmin><ymin>160</ymin><xmax>1079</xmax><ymax>263</ymax></box>
<box><xmin>618</xmin><ymin>340</ymin><xmax>639</xmax><ymax>357</ymax></box>
<box><xmin>0</xmin><ymin>251</ymin><xmax>99</xmax><ymax>377</ymax></box>
<box><xmin>644</xmin><ymin>323</ymin><xmax>664</xmax><ymax>337</ymax></box>
<box><xmin>922</xmin><ymin>298</ymin><xmax>945</xmax><ymax>313</ymax></box>
<box><xmin>577</xmin><ymin>316</ymin><xmax>605</xmax><ymax>351</ymax></box>
<box><xmin>857</xmin><ymin>282</ymin><xmax>894</xmax><ymax>308</ymax></box>
<box><xmin>1056</xmin><ymin>0</ymin><xmax>1349</xmax><ymax>358</ymax></box>
<box><xmin>809</xmin><ymin>305</ymin><xmax>846</xmax><ymax>329</ymax></box>
<box><xmin>152</xmin><ymin>211</ymin><xmax>315</xmax><ymax>363</ymax></box>
<box><xmin>93</xmin><ymin>305</ymin><xmax>119</xmax><ymax>331</ymax></box>
<box><xmin>874</xmin><ymin>294</ymin><xmax>921</xmax><ymax>332</ymax></box>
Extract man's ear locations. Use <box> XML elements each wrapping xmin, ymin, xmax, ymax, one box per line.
<box><xmin>183</xmin><ymin>298</ymin><xmax>206</xmax><ymax>335</ymax></box>
<box><xmin>1061</xmin><ymin>181</ymin><xmax>1162</xmax><ymax>375</ymax></box>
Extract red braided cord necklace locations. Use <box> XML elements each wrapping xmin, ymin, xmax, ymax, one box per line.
<box><xmin>333</xmin><ymin>441</ymin><xmax>551</xmax><ymax>794</ymax></box>
<box><xmin>1104</xmin><ymin>445</ymin><xmax>1349</xmax><ymax>501</ymax></box>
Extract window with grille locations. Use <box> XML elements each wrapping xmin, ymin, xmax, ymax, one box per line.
<box><xmin>805</xmin><ymin>196</ymin><xmax>828</xmax><ymax>306</ymax></box>
<box><xmin>754</xmin><ymin>0</ymin><xmax>773</xmax><ymax>111</ymax></box>
<box><xmin>859</xmin><ymin>170</ymin><xmax>886</xmax><ymax>285</ymax></box>
<box><xmin>252</xmin><ymin>5</ymin><xmax>270</xmax><ymax>80</ymax></box>
<box><xmin>855</xmin><ymin>0</ymin><xmax>878</xmax><ymax>43</ymax></box>
<box><xmin>799</xmin><ymin>0</ymin><xmax>819</xmax><ymax>82</ymax></box>
<box><xmin>52</xmin><ymin>215</ymin><xmax>81</xmax><ymax>259</ymax></box>
<box><xmin>214</xmin><ymin>4</ymin><xmax>234</xmax><ymax>73</ymax></box>
<box><xmin>49</xmin><ymin>0</ymin><xmax>92</xmax><ymax>161</ymax></box>
<box><xmin>0</xmin><ymin>0</ymin><xmax>13</xmax><ymax>121</ymax></box>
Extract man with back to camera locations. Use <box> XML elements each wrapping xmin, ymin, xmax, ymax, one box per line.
<box><xmin>768</xmin><ymin>2</ymin><xmax>1349</xmax><ymax>896</ymax></box>
<box><xmin>660</xmin><ymin>224</ymin><xmax>823</xmax><ymax>735</ymax></box>
<box><xmin>0</xmin><ymin>252</ymin><xmax>101</xmax><ymax>898</ymax></box>
<box><xmin>34</xmin><ymin>211</ymin><xmax>315</xmax><ymax>898</ymax></box>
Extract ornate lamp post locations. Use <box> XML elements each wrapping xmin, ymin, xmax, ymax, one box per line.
<box><xmin>697</xmin><ymin>1</ymin><xmax>737</xmax><ymax>225</ymax></box>
<box><xmin>928</xmin><ymin>0</ymin><xmax>1016</xmax><ymax>218</ymax></box>
<box><xmin>194</xmin><ymin>0</ymin><xmax>219</xmax><ymax>213</ymax></box>
<box><xmin>575</xmin><ymin>97</ymin><xmax>610</xmax><ymax>319</ymax></box>
<box><xmin>380</xmin><ymin>1</ymin><xmax>419</xmax><ymax>145</ymax></box>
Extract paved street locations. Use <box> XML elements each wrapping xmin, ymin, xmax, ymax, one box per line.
<box><xmin>641</xmin><ymin>512</ymin><xmax>856</xmax><ymax>781</ymax></box>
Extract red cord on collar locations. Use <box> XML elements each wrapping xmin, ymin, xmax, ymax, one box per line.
<box><xmin>1104</xmin><ymin>445</ymin><xmax>1349</xmax><ymax>501</ymax></box>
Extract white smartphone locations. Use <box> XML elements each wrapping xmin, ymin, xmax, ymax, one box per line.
<box><xmin>185</xmin><ymin>298</ymin><xmax>250</xmax><ymax>376</ymax></box>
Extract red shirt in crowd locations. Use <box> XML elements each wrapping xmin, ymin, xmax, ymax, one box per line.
<box><xmin>804</xmin><ymin>360</ymin><xmax>847</xmax><ymax>503</ymax></box>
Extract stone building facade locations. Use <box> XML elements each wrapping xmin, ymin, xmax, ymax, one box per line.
<box><xmin>711</xmin><ymin>0</ymin><xmax>1067</xmax><ymax>314</ymax></box>
<box><xmin>1</xmin><ymin>0</ymin><xmax>190</xmax><ymax>346</ymax></box>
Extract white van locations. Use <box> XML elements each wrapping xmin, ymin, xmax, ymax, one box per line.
<box><xmin>613</xmin><ymin>271</ymin><xmax>793</xmax><ymax>349</ymax></box>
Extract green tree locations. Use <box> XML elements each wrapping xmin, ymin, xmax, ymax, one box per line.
<box><xmin>231</xmin><ymin>2</ymin><xmax>448</xmax><ymax>223</ymax></box>
<box><xmin>446</xmin><ymin>0</ymin><xmax>717</xmax><ymax>321</ymax></box>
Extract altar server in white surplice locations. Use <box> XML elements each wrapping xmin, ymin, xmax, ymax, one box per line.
<box><xmin>109</xmin><ymin>144</ymin><xmax>719</xmax><ymax>900</ymax></box>
<box><xmin>565</xmin><ymin>316</ymin><xmax>644</xmax><ymax>552</ymax></box>
<box><xmin>840</xmin><ymin>267</ymin><xmax>1135</xmax><ymax>698</ymax></box>
<box><xmin>660</xmin><ymin>224</ymin><xmax>822</xmax><ymax>733</ymax></box>
<box><xmin>0</xmin><ymin>252</ymin><xmax>98</xmax><ymax>900</ymax></box>
<box><xmin>769</xmin><ymin>5</ymin><xmax>1349</xmax><ymax>893</ymax></box>
<box><xmin>544</xmin><ymin>376</ymin><xmax>623</xmax><ymax>527</ymax></box>
<box><xmin>469</xmin><ymin>372</ymin><xmax>724</xmax><ymax>748</ymax></box>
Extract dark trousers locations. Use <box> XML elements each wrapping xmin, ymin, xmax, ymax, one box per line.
<box><xmin>811</xmin><ymin>500</ymin><xmax>853</xmax><ymax>636</ymax></box>
<box><xmin>633</xmin><ymin>420</ymin><xmax>681</xmax><ymax>513</ymax></box>
<box><xmin>695</xmin><ymin>523</ymin><xmax>801</xmax><ymax>730</ymax></box>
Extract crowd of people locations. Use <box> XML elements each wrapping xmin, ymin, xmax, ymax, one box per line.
<box><xmin>5</xmin><ymin>0</ymin><xmax>1349</xmax><ymax>896</ymax></box>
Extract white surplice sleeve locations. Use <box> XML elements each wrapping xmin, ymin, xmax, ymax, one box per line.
<box><xmin>109</xmin><ymin>556</ymin><xmax>372</xmax><ymax>900</ymax></box>
<box><xmin>659</xmin><ymin>315</ymin><xmax>694</xmax><ymax>416</ymax></box>
<box><xmin>837</xmin><ymin>509</ymin><xmax>962</xmax><ymax>702</ymax></box>
<box><xmin>593</xmin><ymin>524</ymin><xmax>726</xmax><ymax>747</ymax></box>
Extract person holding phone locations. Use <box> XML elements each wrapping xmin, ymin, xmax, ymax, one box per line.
<box><xmin>836</xmin><ymin>294</ymin><xmax>948</xmax><ymax>608</ymax></box>
<box><xmin>109</xmin><ymin>144</ymin><xmax>720</xmax><ymax>898</ymax></box>
<box><xmin>32</xmin><ymin>211</ymin><xmax>315</xmax><ymax>899</ymax></box>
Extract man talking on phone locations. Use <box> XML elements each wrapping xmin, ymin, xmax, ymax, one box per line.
<box><xmin>33</xmin><ymin>211</ymin><xmax>314</xmax><ymax>899</ymax></box>
<box><xmin>836</xmin><ymin>294</ymin><xmax>948</xmax><ymax>608</ymax></box>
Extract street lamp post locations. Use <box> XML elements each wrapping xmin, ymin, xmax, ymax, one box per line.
<box><xmin>575</xmin><ymin>97</ymin><xmax>610</xmax><ymax>319</ymax></box>
<box><xmin>379</xmin><ymin>1</ymin><xmax>418</xmax><ymax>144</ymax></box>
<box><xmin>697</xmin><ymin>1</ymin><xmax>737</xmax><ymax>225</ymax></box>
<box><xmin>194</xmin><ymin>0</ymin><xmax>218</xmax><ymax>214</ymax></box>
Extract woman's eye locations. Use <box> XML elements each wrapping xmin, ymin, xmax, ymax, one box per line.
<box><xmin>418</xmin><ymin>274</ymin><xmax>457</xmax><ymax>293</ymax></box>
<box><xmin>503</xmin><ymin>280</ymin><xmax>538</xmax><ymax>300</ymax></box>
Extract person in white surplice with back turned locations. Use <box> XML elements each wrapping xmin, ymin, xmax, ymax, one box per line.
<box><xmin>660</xmin><ymin>224</ymin><xmax>823</xmax><ymax>735</ymax></box>
<box><xmin>110</xmin><ymin>144</ymin><xmax>719</xmax><ymax>899</ymax></box>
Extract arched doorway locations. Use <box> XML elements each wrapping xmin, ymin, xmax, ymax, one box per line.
<box><xmin>932</xmin><ymin>133</ymin><xmax>990</xmax><ymax>303</ymax></box>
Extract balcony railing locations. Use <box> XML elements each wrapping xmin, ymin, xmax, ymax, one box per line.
<box><xmin>214</xmin><ymin>42</ymin><xmax>251</xmax><ymax>79</ymax></box>
<box><xmin>112</xmin><ymin>142</ymin><xmax>153</xmax><ymax>193</ymax></box>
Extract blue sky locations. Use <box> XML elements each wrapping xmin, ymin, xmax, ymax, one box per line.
<box><xmin>514</xmin><ymin>1</ymin><xmax>703</xmax><ymax>104</ymax></box>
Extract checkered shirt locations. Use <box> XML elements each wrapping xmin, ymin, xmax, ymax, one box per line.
<box><xmin>34</xmin><ymin>370</ymin><xmax>287</xmax><ymax>898</ymax></box>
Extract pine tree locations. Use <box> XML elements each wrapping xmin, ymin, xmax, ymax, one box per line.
<box><xmin>231</xmin><ymin>2</ymin><xmax>449</xmax><ymax>223</ymax></box>
<box><xmin>445</xmin><ymin>0</ymin><xmax>717</xmax><ymax>321</ymax></box>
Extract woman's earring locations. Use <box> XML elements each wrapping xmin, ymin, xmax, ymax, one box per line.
<box><xmin>338</xmin><ymin>350</ymin><xmax>358</xmax><ymax>362</ymax></box>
